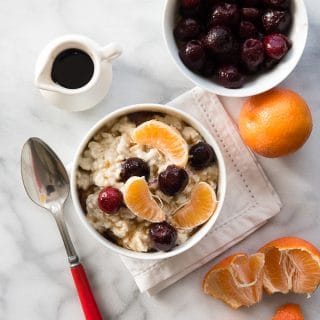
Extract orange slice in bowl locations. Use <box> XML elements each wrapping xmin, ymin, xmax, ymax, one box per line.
<box><xmin>258</xmin><ymin>237</ymin><xmax>320</xmax><ymax>295</ymax></box>
<box><xmin>123</xmin><ymin>176</ymin><xmax>165</xmax><ymax>222</ymax></box>
<box><xmin>132</xmin><ymin>120</ymin><xmax>188</xmax><ymax>168</ymax></box>
<box><xmin>203</xmin><ymin>253</ymin><xmax>265</xmax><ymax>309</ymax></box>
<box><xmin>171</xmin><ymin>182</ymin><xmax>217</xmax><ymax>229</ymax></box>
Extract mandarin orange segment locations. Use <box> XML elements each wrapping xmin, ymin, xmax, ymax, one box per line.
<box><xmin>202</xmin><ymin>253</ymin><xmax>265</xmax><ymax>309</ymax></box>
<box><xmin>272</xmin><ymin>303</ymin><xmax>304</xmax><ymax>320</ymax></box>
<box><xmin>171</xmin><ymin>182</ymin><xmax>217</xmax><ymax>229</ymax></box>
<box><xmin>132</xmin><ymin>120</ymin><xmax>188</xmax><ymax>168</ymax></box>
<box><xmin>259</xmin><ymin>237</ymin><xmax>320</xmax><ymax>295</ymax></box>
<box><xmin>123</xmin><ymin>177</ymin><xmax>165</xmax><ymax>222</ymax></box>
<box><xmin>260</xmin><ymin>247</ymin><xmax>288</xmax><ymax>294</ymax></box>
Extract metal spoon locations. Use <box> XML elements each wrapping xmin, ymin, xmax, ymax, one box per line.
<box><xmin>21</xmin><ymin>137</ymin><xmax>103</xmax><ymax>320</ymax></box>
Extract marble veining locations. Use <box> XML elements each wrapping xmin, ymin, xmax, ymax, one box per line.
<box><xmin>0</xmin><ymin>0</ymin><xmax>319</xmax><ymax>319</ymax></box>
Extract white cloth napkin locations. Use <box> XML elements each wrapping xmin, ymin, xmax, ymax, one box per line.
<box><xmin>121</xmin><ymin>87</ymin><xmax>282</xmax><ymax>295</ymax></box>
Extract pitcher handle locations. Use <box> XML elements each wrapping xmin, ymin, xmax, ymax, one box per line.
<box><xmin>100</xmin><ymin>42</ymin><xmax>122</xmax><ymax>61</ymax></box>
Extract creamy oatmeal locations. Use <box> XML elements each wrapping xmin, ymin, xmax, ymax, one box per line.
<box><xmin>77</xmin><ymin>112</ymin><xmax>219</xmax><ymax>253</ymax></box>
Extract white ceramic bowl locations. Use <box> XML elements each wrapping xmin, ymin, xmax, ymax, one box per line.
<box><xmin>163</xmin><ymin>0</ymin><xmax>308</xmax><ymax>97</ymax></box>
<box><xmin>70</xmin><ymin>104</ymin><xmax>227</xmax><ymax>260</ymax></box>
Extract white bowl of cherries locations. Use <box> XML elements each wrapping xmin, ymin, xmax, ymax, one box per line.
<box><xmin>163</xmin><ymin>0</ymin><xmax>308</xmax><ymax>97</ymax></box>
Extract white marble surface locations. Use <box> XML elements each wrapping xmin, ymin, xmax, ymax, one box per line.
<box><xmin>0</xmin><ymin>0</ymin><xmax>319</xmax><ymax>319</ymax></box>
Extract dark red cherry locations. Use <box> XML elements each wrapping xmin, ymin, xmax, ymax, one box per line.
<box><xmin>208</xmin><ymin>3</ymin><xmax>240</xmax><ymax>28</ymax></box>
<box><xmin>174</xmin><ymin>18</ymin><xmax>201</xmax><ymax>41</ymax></box>
<box><xmin>120</xmin><ymin>158</ymin><xmax>150</xmax><ymax>182</ymax></box>
<box><xmin>179</xmin><ymin>40</ymin><xmax>206</xmax><ymax>71</ymax></box>
<box><xmin>149</xmin><ymin>222</ymin><xmax>177</xmax><ymax>251</ymax></box>
<box><xmin>189</xmin><ymin>142</ymin><xmax>216</xmax><ymax>169</ymax></box>
<box><xmin>262</xmin><ymin>9</ymin><xmax>291</xmax><ymax>34</ymax></box>
<box><xmin>216</xmin><ymin>64</ymin><xmax>245</xmax><ymax>89</ymax></box>
<box><xmin>158</xmin><ymin>165</ymin><xmax>189</xmax><ymax>196</ymax></box>
<box><xmin>263</xmin><ymin>33</ymin><xmax>290</xmax><ymax>60</ymax></box>
<box><xmin>202</xmin><ymin>26</ymin><xmax>235</xmax><ymax>54</ymax></box>
<box><xmin>241</xmin><ymin>39</ymin><xmax>265</xmax><ymax>71</ymax></box>
<box><xmin>98</xmin><ymin>187</ymin><xmax>123</xmax><ymax>214</ymax></box>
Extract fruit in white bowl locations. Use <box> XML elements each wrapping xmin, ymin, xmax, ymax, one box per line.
<box><xmin>174</xmin><ymin>0</ymin><xmax>293</xmax><ymax>89</ymax></box>
<box><xmin>71</xmin><ymin>104</ymin><xmax>226</xmax><ymax>260</ymax></box>
<box><xmin>163</xmin><ymin>0</ymin><xmax>308</xmax><ymax>97</ymax></box>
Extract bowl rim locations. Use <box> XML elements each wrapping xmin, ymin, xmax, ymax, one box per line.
<box><xmin>70</xmin><ymin>103</ymin><xmax>227</xmax><ymax>260</ymax></box>
<box><xmin>162</xmin><ymin>0</ymin><xmax>309</xmax><ymax>97</ymax></box>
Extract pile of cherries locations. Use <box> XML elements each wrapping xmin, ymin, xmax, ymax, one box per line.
<box><xmin>97</xmin><ymin>141</ymin><xmax>216</xmax><ymax>251</ymax></box>
<box><xmin>174</xmin><ymin>0</ymin><xmax>292</xmax><ymax>88</ymax></box>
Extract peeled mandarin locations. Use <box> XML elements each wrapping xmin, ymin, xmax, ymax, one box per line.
<box><xmin>132</xmin><ymin>120</ymin><xmax>188</xmax><ymax>168</ymax></box>
<box><xmin>258</xmin><ymin>237</ymin><xmax>320</xmax><ymax>295</ymax></box>
<box><xmin>171</xmin><ymin>182</ymin><xmax>217</xmax><ymax>229</ymax></box>
<box><xmin>203</xmin><ymin>253</ymin><xmax>265</xmax><ymax>309</ymax></box>
<box><xmin>123</xmin><ymin>176</ymin><xmax>165</xmax><ymax>223</ymax></box>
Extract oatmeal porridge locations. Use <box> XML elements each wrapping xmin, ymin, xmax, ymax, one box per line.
<box><xmin>77</xmin><ymin>112</ymin><xmax>219</xmax><ymax>253</ymax></box>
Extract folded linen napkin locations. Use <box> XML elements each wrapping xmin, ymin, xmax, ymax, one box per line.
<box><xmin>121</xmin><ymin>87</ymin><xmax>282</xmax><ymax>295</ymax></box>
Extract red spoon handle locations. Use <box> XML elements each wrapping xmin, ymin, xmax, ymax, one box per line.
<box><xmin>71</xmin><ymin>264</ymin><xmax>103</xmax><ymax>320</ymax></box>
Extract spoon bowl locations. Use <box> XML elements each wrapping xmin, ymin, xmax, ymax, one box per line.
<box><xmin>21</xmin><ymin>137</ymin><xmax>69</xmax><ymax>211</ymax></box>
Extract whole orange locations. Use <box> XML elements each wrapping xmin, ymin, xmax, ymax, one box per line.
<box><xmin>239</xmin><ymin>88</ymin><xmax>312</xmax><ymax>158</ymax></box>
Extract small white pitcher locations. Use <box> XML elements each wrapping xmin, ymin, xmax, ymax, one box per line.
<box><xmin>35</xmin><ymin>34</ymin><xmax>122</xmax><ymax>111</ymax></box>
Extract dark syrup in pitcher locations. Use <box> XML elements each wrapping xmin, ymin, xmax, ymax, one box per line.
<box><xmin>51</xmin><ymin>48</ymin><xmax>94</xmax><ymax>89</ymax></box>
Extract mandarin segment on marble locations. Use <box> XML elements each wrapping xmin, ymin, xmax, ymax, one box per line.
<box><xmin>203</xmin><ymin>237</ymin><xmax>320</xmax><ymax>309</ymax></box>
<box><xmin>272</xmin><ymin>303</ymin><xmax>304</xmax><ymax>320</ymax></box>
<box><xmin>258</xmin><ymin>237</ymin><xmax>320</xmax><ymax>295</ymax></box>
<box><xmin>203</xmin><ymin>253</ymin><xmax>265</xmax><ymax>309</ymax></box>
